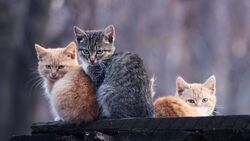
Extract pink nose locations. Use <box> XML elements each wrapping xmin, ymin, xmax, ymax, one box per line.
<box><xmin>51</xmin><ymin>73</ymin><xmax>57</xmax><ymax>77</ymax></box>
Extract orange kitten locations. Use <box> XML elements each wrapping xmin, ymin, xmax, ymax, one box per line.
<box><xmin>35</xmin><ymin>42</ymin><xmax>99</xmax><ymax>123</ymax></box>
<box><xmin>154</xmin><ymin>75</ymin><xmax>216</xmax><ymax>117</ymax></box>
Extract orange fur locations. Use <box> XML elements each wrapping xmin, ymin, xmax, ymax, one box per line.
<box><xmin>35</xmin><ymin>42</ymin><xmax>99</xmax><ymax>123</ymax></box>
<box><xmin>154</xmin><ymin>96</ymin><xmax>200</xmax><ymax>117</ymax></box>
<box><xmin>154</xmin><ymin>75</ymin><xmax>216</xmax><ymax>117</ymax></box>
<box><xmin>51</xmin><ymin>65</ymin><xmax>99</xmax><ymax>123</ymax></box>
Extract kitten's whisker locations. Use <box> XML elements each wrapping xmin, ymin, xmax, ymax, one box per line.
<box><xmin>30</xmin><ymin>79</ymin><xmax>41</xmax><ymax>91</ymax></box>
<box><xmin>27</xmin><ymin>76</ymin><xmax>44</xmax><ymax>95</ymax></box>
<box><xmin>212</xmin><ymin>111</ymin><xmax>221</xmax><ymax>116</ymax></box>
<box><xmin>215</xmin><ymin>105</ymin><xmax>225</xmax><ymax>109</ymax></box>
<box><xmin>216</xmin><ymin>105</ymin><xmax>223</xmax><ymax>107</ymax></box>
<box><xmin>213</xmin><ymin>111</ymin><xmax>221</xmax><ymax>114</ymax></box>
<box><xmin>26</xmin><ymin>76</ymin><xmax>38</xmax><ymax>90</ymax></box>
<box><xmin>216</xmin><ymin>104</ymin><xmax>224</xmax><ymax>106</ymax></box>
<box><xmin>215</xmin><ymin>107</ymin><xmax>225</xmax><ymax>110</ymax></box>
<box><xmin>29</xmin><ymin>68</ymin><xmax>40</xmax><ymax>75</ymax></box>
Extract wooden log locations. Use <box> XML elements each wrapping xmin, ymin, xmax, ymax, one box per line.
<box><xmin>10</xmin><ymin>116</ymin><xmax>250</xmax><ymax>141</ymax></box>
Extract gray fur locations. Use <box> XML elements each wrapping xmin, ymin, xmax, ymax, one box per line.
<box><xmin>74</xmin><ymin>25</ymin><xmax>154</xmax><ymax>118</ymax></box>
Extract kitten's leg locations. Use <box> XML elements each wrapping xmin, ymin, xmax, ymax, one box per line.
<box><xmin>50</xmin><ymin>101</ymin><xmax>63</xmax><ymax>121</ymax></box>
<box><xmin>53</xmin><ymin>112</ymin><xmax>63</xmax><ymax>121</ymax></box>
<box><xmin>54</xmin><ymin>116</ymin><xmax>62</xmax><ymax>121</ymax></box>
<box><xmin>96</xmin><ymin>84</ymin><xmax>114</xmax><ymax>118</ymax></box>
<box><xmin>53</xmin><ymin>113</ymin><xmax>64</xmax><ymax>122</ymax></box>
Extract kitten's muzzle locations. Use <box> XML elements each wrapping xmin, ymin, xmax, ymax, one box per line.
<box><xmin>51</xmin><ymin>73</ymin><xmax>57</xmax><ymax>77</ymax></box>
<box><xmin>49</xmin><ymin>73</ymin><xmax>59</xmax><ymax>80</ymax></box>
<box><xmin>89</xmin><ymin>58</ymin><xmax>97</xmax><ymax>65</ymax></box>
<box><xmin>90</xmin><ymin>60</ymin><xmax>95</xmax><ymax>64</ymax></box>
<box><xmin>89</xmin><ymin>55</ymin><xmax>96</xmax><ymax>65</ymax></box>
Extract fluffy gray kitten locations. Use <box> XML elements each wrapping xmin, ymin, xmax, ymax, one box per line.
<box><xmin>73</xmin><ymin>25</ymin><xmax>154</xmax><ymax>118</ymax></box>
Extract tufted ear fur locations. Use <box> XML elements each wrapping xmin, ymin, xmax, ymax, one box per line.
<box><xmin>35</xmin><ymin>44</ymin><xmax>47</xmax><ymax>61</ymax></box>
<box><xmin>103</xmin><ymin>25</ymin><xmax>115</xmax><ymax>44</ymax></box>
<box><xmin>203</xmin><ymin>75</ymin><xmax>216</xmax><ymax>94</ymax></box>
<box><xmin>176</xmin><ymin>76</ymin><xmax>190</xmax><ymax>95</ymax></box>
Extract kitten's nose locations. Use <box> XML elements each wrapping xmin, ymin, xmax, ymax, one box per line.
<box><xmin>51</xmin><ymin>73</ymin><xmax>57</xmax><ymax>77</ymax></box>
<box><xmin>90</xmin><ymin>60</ymin><xmax>95</xmax><ymax>64</ymax></box>
<box><xmin>90</xmin><ymin>55</ymin><xmax>95</xmax><ymax>64</ymax></box>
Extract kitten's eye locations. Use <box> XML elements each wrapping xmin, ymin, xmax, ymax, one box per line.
<box><xmin>46</xmin><ymin>65</ymin><xmax>52</xmax><ymax>69</ymax></box>
<box><xmin>202</xmin><ymin>98</ymin><xmax>208</xmax><ymax>103</ymax></box>
<box><xmin>97</xmin><ymin>50</ymin><xmax>103</xmax><ymax>54</ymax></box>
<box><xmin>77</xmin><ymin>36</ymin><xmax>83</xmax><ymax>43</ymax></box>
<box><xmin>186</xmin><ymin>99</ymin><xmax>195</xmax><ymax>104</ymax></box>
<box><xmin>58</xmin><ymin>65</ymin><xmax>65</xmax><ymax>69</ymax></box>
<box><xmin>82</xmin><ymin>49</ymin><xmax>89</xmax><ymax>54</ymax></box>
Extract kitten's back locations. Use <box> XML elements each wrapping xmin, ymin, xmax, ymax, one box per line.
<box><xmin>154</xmin><ymin>96</ymin><xmax>200</xmax><ymax>117</ymax></box>
<box><xmin>96</xmin><ymin>52</ymin><xmax>154</xmax><ymax>118</ymax></box>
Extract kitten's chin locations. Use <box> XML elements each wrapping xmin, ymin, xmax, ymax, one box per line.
<box><xmin>90</xmin><ymin>63</ymin><xmax>100</xmax><ymax>67</ymax></box>
<box><xmin>88</xmin><ymin>63</ymin><xmax>95</xmax><ymax>66</ymax></box>
<box><xmin>196</xmin><ymin>107</ymin><xmax>210</xmax><ymax>116</ymax></box>
<box><xmin>48</xmin><ymin>77</ymin><xmax>60</xmax><ymax>82</ymax></box>
<box><xmin>82</xmin><ymin>59</ymin><xmax>101</xmax><ymax>67</ymax></box>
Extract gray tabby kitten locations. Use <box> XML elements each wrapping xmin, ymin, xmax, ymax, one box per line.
<box><xmin>73</xmin><ymin>25</ymin><xmax>154</xmax><ymax>118</ymax></box>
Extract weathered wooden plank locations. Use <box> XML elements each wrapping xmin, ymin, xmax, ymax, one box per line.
<box><xmin>26</xmin><ymin>115</ymin><xmax>250</xmax><ymax>141</ymax></box>
<box><xmin>31</xmin><ymin>116</ymin><xmax>250</xmax><ymax>135</ymax></box>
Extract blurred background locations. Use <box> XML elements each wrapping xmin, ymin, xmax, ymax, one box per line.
<box><xmin>1</xmin><ymin>0</ymin><xmax>250</xmax><ymax>140</ymax></box>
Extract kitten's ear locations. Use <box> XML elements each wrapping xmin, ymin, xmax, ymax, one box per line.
<box><xmin>103</xmin><ymin>25</ymin><xmax>115</xmax><ymax>44</ymax></box>
<box><xmin>176</xmin><ymin>76</ymin><xmax>190</xmax><ymax>95</ymax></box>
<box><xmin>35</xmin><ymin>44</ymin><xmax>47</xmax><ymax>61</ymax></box>
<box><xmin>203</xmin><ymin>75</ymin><xmax>216</xmax><ymax>94</ymax></box>
<box><xmin>64</xmin><ymin>42</ymin><xmax>77</xmax><ymax>59</ymax></box>
<box><xmin>73</xmin><ymin>26</ymin><xmax>86</xmax><ymax>43</ymax></box>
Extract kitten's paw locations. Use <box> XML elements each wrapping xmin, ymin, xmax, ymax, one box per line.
<box><xmin>54</xmin><ymin>116</ymin><xmax>63</xmax><ymax>121</ymax></box>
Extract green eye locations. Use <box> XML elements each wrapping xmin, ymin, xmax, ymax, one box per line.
<box><xmin>97</xmin><ymin>50</ymin><xmax>103</xmax><ymax>54</ymax></box>
<box><xmin>186</xmin><ymin>99</ymin><xmax>195</xmax><ymax>104</ymax></box>
<box><xmin>58</xmin><ymin>65</ymin><xmax>65</xmax><ymax>69</ymax></box>
<box><xmin>202</xmin><ymin>98</ymin><xmax>208</xmax><ymax>103</ymax></box>
<box><xmin>46</xmin><ymin>65</ymin><xmax>52</xmax><ymax>69</ymax></box>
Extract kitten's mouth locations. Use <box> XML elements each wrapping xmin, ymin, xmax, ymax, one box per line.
<box><xmin>89</xmin><ymin>63</ymin><xmax>96</xmax><ymax>66</ymax></box>
<box><xmin>89</xmin><ymin>60</ymin><xmax>98</xmax><ymax>66</ymax></box>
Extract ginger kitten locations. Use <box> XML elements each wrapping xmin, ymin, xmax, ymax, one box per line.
<box><xmin>35</xmin><ymin>42</ymin><xmax>99</xmax><ymax>123</ymax></box>
<box><xmin>154</xmin><ymin>75</ymin><xmax>216</xmax><ymax>117</ymax></box>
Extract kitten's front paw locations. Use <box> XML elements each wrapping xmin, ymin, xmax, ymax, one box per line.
<box><xmin>54</xmin><ymin>116</ymin><xmax>63</xmax><ymax>122</ymax></box>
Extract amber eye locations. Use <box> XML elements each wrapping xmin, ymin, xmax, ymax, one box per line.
<box><xmin>186</xmin><ymin>99</ymin><xmax>195</xmax><ymax>104</ymax></box>
<box><xmin>97</xmin><ymin>50</ymin><xmax>103</xmax><ymax>54</ymax></box>
<box><xmin>58</xmin><ymin>65</ymin><xmax>65</xmax><ymax>69</ymax></box>
<box><xmin>46</xmin><ymin>65</ymin><xmax>52</xmax><ymax>69</ymax></box>
<box><xmin>202</xmin><ymin>98</ymin><xmax>208</xmax><ymax>103</ymax></box>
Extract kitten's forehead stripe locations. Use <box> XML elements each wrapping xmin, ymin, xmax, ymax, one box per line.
<box><xmin>82</xmin><ymin>31</ymin><xmax>103</xmax><ymax>51</ymax></box>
